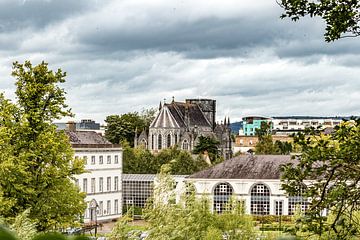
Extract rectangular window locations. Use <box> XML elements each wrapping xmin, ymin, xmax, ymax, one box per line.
<box><xmin>114</xmin><ymin>176</ymin><xmax>119</xmax><ymax>191</ymax></box>
<box><xmin>107</xmin><ymin>155</ymin><xmax>111</xmax><ymax>164</ymax></box>
<box><xmin>91</xmin><ymin>178</ymin><xmax>96</xmax><ymax>193</ymax></box>
<box><xmin>99</xmin><ymin>177</ymin><xmax>103</xmax><ymax>192</ymax></box>
<box><xmin>99</xmin><ymin>156</ymin><xmax>103</xmax><ymax>164</ymax></box>
<box><xmin>114</xmin><ymin>199</ymin><xmax>118</xmax><ymax>214</ymax></box>
<box><xmin>275</xmin><ymin>200</ymin><xmax>283</xmax><ymax>216</ymax></box>
<box><xmin>83</xmin><ymin>156</ymin><xmax>88</xmax><ymax>165</ymax></box>
<box><xmin>83</xmin><ymin>178</ymin><xmax>87</xmax><ymax>193</ymax></box>
<box><xmin>99</xmin><ymin>201</ymin><xmax>103</xmax><ymax>216</ymax></box>
<box><xmin>91</xmin><ymin>156</ymin><xmax>95</xmax><ymax>165</ymax></box>
<box><xmin>107</xmin><ymin>177</ymin><xmax>111</xmax><ymax>192</ymax></box>
<box><xmin>107</xmin><ymin>200</ymin><xmax>111</xmax><ymax>215</ymax></box>
<box><xmin>114</xmin><ymin>155</ymin><xmax>119</xmax><ymax>164</ymax></box>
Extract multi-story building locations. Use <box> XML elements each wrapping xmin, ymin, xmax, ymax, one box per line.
<box><xmin>271</xmin><ymin>116</ymin><xmax>342</xmax><ymax>135</ymax></box>
<box><xmin>55</xmin><ymin>119</ymin><xmax>105</xmax><ymax>135</ymax></box>
<box><xmin>66</xmin><ymin>127</ymin><xmax>122</xmax><ymax>223</ymax></box>
<box><xmin>241</xmin><ymin>116</ymin><xmax>271</xmax><ymax>136</ymax></box>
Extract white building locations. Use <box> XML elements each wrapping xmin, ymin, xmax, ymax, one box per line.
<box><xmin>186</xmin><ymin>155</ymin><xmax>308</xmax><ymax>215</ymax></box>
<box><xmin>271</xmin><ymin>117</ymin><xmax>342</xmax><ymax>135</ymax></box>
<box><xmin>67</xmin><ymin>130</ymin><xmax>122</xmax><ymax>223</ymax></box>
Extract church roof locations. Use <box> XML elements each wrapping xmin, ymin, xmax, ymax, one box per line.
<box><xmin>150</xmin><ymin>101</ymin><xmax>211</xmax><ymax>128</ymax></box>
<box><xmin>188</xmin><ymin>155</ymin><xmax>295</xmax><ymax>180</ymax></box>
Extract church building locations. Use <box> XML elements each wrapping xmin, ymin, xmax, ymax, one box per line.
<box><xmin>136</xmin><ymin>98</ymin><xmax>232</xmax><ymax>159</ymax></box>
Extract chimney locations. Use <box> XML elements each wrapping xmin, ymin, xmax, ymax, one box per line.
<box><xmin>66</xmin><ymin>121</ymin><xmax>76</xmax><ymax>131</ymax></box>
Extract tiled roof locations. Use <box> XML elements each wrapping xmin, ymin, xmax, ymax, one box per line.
<box><xmin>66</xmin><ymin>131</ymin><xmax>112</xmax><ymax>145</ymax></box>
<box><xmin>188</xmin><ymin>155</ymin><xmax>296</xmax><ymax>180</ymax></box>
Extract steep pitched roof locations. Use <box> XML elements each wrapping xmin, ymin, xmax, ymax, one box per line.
<box><xmin>188</xmin><ymin>155</ymin><xmax>295</xmax><ymax>179</ymax></box>
<box><xmin>150</xmin><ymin>105</ymin><xmax>181</xmax><ymax>128</ymax></box>
<box><xmin>150</xmin><ymin>101</ymin><xmax>212</xmax><ymax>129</ymax></box>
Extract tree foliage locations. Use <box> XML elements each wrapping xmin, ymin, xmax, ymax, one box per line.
<box><xmin>278</xmin><ymin>0</ymin><xmax>360</xmax><ymax>41</ymax></box>
<box><xmin>123</xmin><ymin>144</ymin><xmax>208</xmax><ymax>175</ymax></box>
<box><xmin>0</xmin><ymin>61</ymin><xmax>86</xmax><ymax>231</ymax></box>
<box><xmin>105</xmin><ymin>109</ymin><xmax>156</xmax><ymax>146</ymax></box>
<box><xmin>255</xmin><ymin>122</ymin><xmax>293</xmax><ymax>155</ymax></box>
<box><xmin>193</xmin><ymin>136</ymin><xmax>221</xmax><ymax>162</ymax></box>
<box><xmin>281</xmin><ymin>119</ymin><xmax>360</xmax><ymax>239</ymax></box>
<box><xmin>141</xmin><ymin>167</ymin><xmax>255</xmax><ymax>240</ymax></box>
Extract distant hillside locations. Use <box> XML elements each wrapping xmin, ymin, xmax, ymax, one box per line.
<box><xmin>230</xmin><ymin>121</ymin><xmax>242</xmax><ymax>134</ymax></box>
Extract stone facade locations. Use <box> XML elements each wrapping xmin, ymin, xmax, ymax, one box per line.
<box><xmin>136</xmin><ymin>98</ymin><xmax>232</xmax><ymax>159</ymax></box>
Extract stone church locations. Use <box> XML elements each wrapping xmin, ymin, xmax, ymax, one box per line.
<box><xmin>135</xmin><ymin>98</ymin><xmax>232</xmax><ymax>159</ymax></box>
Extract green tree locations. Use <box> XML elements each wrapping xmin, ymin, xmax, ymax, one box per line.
<box><xmin>193</xmin><ymin>136</ymin><xmax>220</xmax><ymax>162</ymax></box>
<box><xmin>278</xmin><ymin>0</ymin><xmax>360</xmax><ymax>41</ymax></box>
<box><xmin>255</xmin><ymin>122</ymin><xmax>276</xmax><ymax>154</ymax></box>
<box><xmin>122</xmin><ymin>141</ymin><xmax>159</xmax><ymax>174</ymax></box>
<box><xmin>274</xmin><ymin>140</ymin><xmax>293</xmax><ymax>155</ymax></box>
<box><xmin>157</xmin><ymin>146</ymin><xmax>209</xmax><ymax>175</ymax></box>
<box><xmin>142</xmin><ymin>167</ymin><xmax>255</xmax><ymax>240</ymax></box>
<box><xmin>281</xmin><ymin>119</ymin><xmax>360</xmax><ymax>239</ymax></box>
<box><xmin>105</xmin><ymin>109</ymin><xmax>156</xmax><ymax>146</ymax></box>
<box><xmin>123</xmin><ymin>145</ymin><xmax>208</xmax><ymax>175</ymax></box>
<box><xmin>0</xmin><ymin>61</ymin><xmax>86</xmax><ymax>230</ymax></box>
<box><xmin>255</xmin><ymin>122</ymin><xmax>293</xmax><ymax>155</ymax></box>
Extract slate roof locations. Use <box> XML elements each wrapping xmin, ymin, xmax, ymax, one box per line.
<box><xmin>65</xmin><ymin>131</ymin><xmax>118</xmax><ymax>148</ymax></box>
<box><xmin>150</xmin><ymin>101</ymin><xmax>211</xmax><ymax>128</ymax></box>
<box><xmin>188</xmin><ymin>155</ymin><xmax>296</xmax><ymax>180</ymax></box>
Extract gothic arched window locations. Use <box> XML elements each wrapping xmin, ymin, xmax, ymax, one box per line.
<box><xmin>213</xmin><ymin>182</ymin><xmax>233</xmax><ymax>213</ymax></box>
<box><xmin>250</xmin><ymin>184</ymin><xmax>270</xmax><ymax>215</ymax></box>
<box><xmin>158</xmin><ymin>134</ymin><xmax>162</xmax><ymax>150</ymax></box>
<box><xmin>141</xmin><ymin>138</ymin><xmax>147</xmax><ymax>148</ymax></box>
<box><xmin>174</xmin><ymin>134</ymin><xmax>178</xmax><ymax>144</ymax></box>
<box><xmin>167</xmin><ymin>134</ymin><xmax>171</xmax><ymax>148</ymax></box>
<box><xmin>182</xmin><ymin>140</ymin><xmax>189</xmax><ymax>150</ymax></box>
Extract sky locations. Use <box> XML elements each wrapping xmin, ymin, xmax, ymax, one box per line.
<box><xmin>0</xmin><ymin>0</ymin><xmax>359</xmax><ymax>123</ymax></box>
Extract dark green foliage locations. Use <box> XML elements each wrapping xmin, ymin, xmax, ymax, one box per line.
<box><xmin>255</xmin><ymin>122</ymin><xmax>293</xmax><ymax>155</ymax></box>
<box><xmin>33</xmin><ymin>232</ymin><xmax>67</xmax><ymax>240</ymax></box>
<box><xmin>279</xmin><ymin>0</ymin><xmax>360</xmax><ymax>41</ymax></box>
<box><xmin>157</xmin><ymin>147</ymin><xmax>209</xmax><ymax>175</ymax></box>
<box><xmin>281</xmin><ymin>118</ymin><xmax>360</xmax><ymax>239</ymax></box>
<box><xmin>72</xmin><ymin>236</ymin><xmax>91</xmax><ymax>240</ymax></box>
<box><xmin>193</xmin><ymin>136</ymin><xmax>220</xmax><ymax>162</ymax></box>
<box><xmin>123</xmin><ymin>145</ymin><xmax>209</xmax><ymax>175</ymax></box>
<box><xmin>275</xmin><ymin>140</ymin><xmax>293</xmax><ymax>155</ymax></box>
<box><xmin>0</xmin><ymin>61</ymin><xmax>86</xmax><ymax>231</ymax></box>
<box><xmin>0</xmin><ymin>226</ymin><xmax>16</xmax><ymax>240</ymax></box>
<box><xmin>105</xmin><ymin>109</ymin><xmax>156</xmax><ymax>146</ymax></box>
<box><xmin>122</xmin><ymin>142</ymin><xmax>158</xmax><ymax>174</ymax></box>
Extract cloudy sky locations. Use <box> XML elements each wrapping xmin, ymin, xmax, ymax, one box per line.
<box><xmin>0</xmin><ymin>0</ymin><xmax>359</xmax><ymax>123</ymax></box>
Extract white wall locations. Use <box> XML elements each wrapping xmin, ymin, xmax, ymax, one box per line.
<box><xmin>74</xmin><ymin>147</ymin><xmax>122</xmax><ymax>223</ymax></box>
<box><xmin>185</xmin><ymin>178</ymin><xmax>305</xmax><ymax>216</ymax></box>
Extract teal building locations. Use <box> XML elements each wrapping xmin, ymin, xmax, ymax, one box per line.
<box><xmin>241</xmin><ymin>116</ymin><xmax>271</xmax><ymax>136</ymax></box>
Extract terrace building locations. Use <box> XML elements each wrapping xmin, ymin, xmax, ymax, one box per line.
<box><xmin>66</xmin><ymin>127</ymin><xmax>122</xmax><ymax>223</ymax></box>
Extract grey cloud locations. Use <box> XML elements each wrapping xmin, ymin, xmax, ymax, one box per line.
<box><xmin>0</xmin><ymin>0</ymin><xmax>101</xmax><ymax>31</ymax></box>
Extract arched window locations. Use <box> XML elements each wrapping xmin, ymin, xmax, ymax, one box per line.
<box><xmin>158</xmin><ymin>134</ymin><xmax>162</xmax><ymax>150</ymax></box>
<box><xmin>167</xmin><ymin>134</ymin><xmax>171</xmax><ymax>148</ymax></box>
<box><xmin>141</xmin><ymin>138</ymin><xmax>147</xmax><ymax>148</ymax></box>
<box><xmin>151</xmin><ymin>135</ymin><xmax>155</xmax><ymax>150</ymax></box>
<box><xmin>174</xmin><ymin>134</ymin><xmax>178</xmax><ymax>144</ymax></box>
<box><xmin>213</xmin><ymin>182</ymin><xmax>233</xmax><ymax>213</ymax></box>
<box><xmin>182</xmin><ymin>140</ymin><xmax>189</xmax><ymax>150</ymax></box>
<box><xmin>250</xmin><ymin>184</ymin><xmax>270</xmax><ymax>215</ymax></box>
<box><xmin>288</xmin><ymin>185</ymin><xmax>308</xmax><ymax>215</ymax></box>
